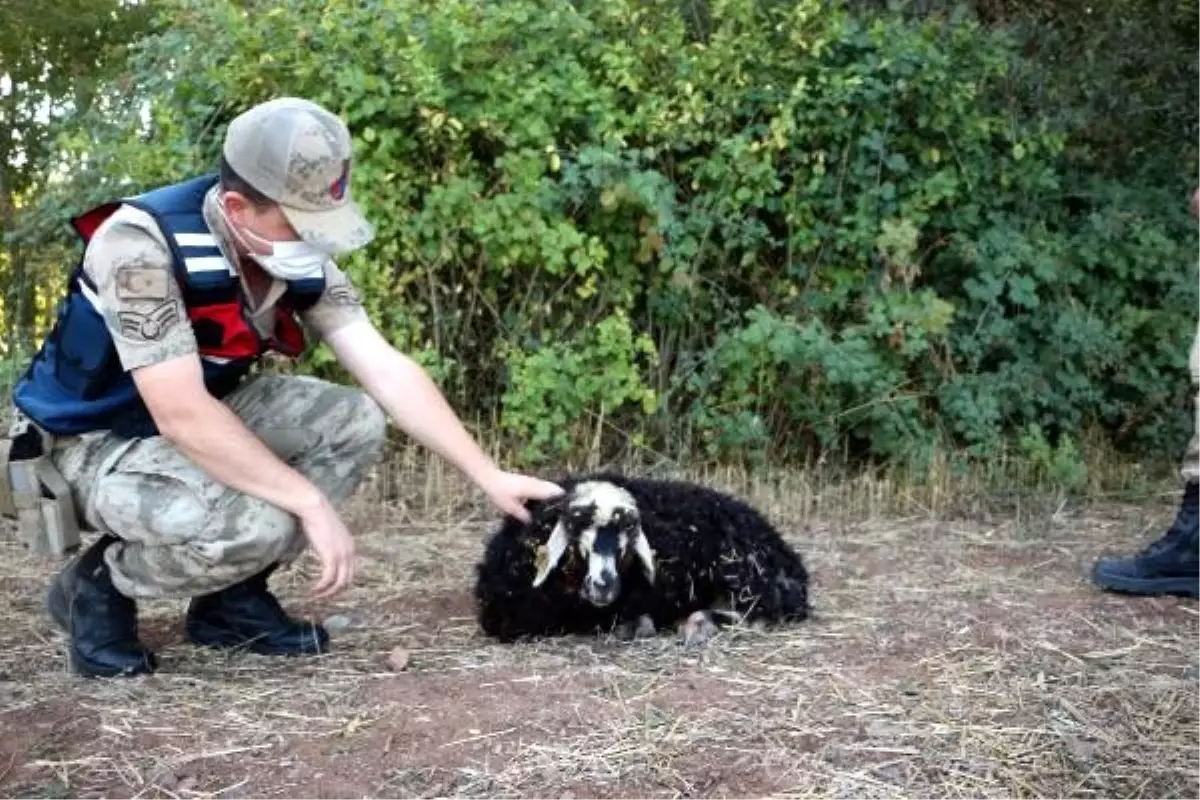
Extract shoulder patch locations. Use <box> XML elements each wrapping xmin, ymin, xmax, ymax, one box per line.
<box><xmin>115</xmin><ymin>266</ymin><xmax>169</xmax><ymax>300</ymax></box>
<box><xmin>326</xmin><ymin>284</ymin><xmax>362</xmax><ymax>307</ymax></box>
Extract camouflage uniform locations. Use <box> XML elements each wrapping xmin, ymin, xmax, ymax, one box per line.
<box><xmin>37</xmin><ymin>183</ymin><xmax>385</xmax><ymax>600</ymax></box>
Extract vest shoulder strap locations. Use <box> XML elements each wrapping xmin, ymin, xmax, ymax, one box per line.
<box><xmin>120</xmin><ymin>174</ymin><xmax>235</xmax><ymax>295</ymax></box>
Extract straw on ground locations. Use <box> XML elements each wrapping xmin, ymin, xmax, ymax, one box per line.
<box><xmin>1</xmin><ymin>459</ymin><xmax>1196</xmax><ymax>799</ymax></box>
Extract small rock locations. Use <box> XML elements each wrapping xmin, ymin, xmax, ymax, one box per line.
<box><xmin>387</xmin><ymin>646</ymin><xmax>410</xmax><ymax>672</ymax></box>
<box><xmin>157</xmin><ymin>772</ymin><xmax>179</xmax><ymax>790</ymax></box>
<box><xmin>874</xmin><ymin>764</ymin><xmax>904</xmax><ymax>783</ymax></box>
<box><xmin>1064</xmin><ymin>735</ymin><xmax>1097</xmax><ymax>763</ymax></box>
<box><xmin>323</xmin><ymin>614</ymin><xmax>353</xmax><ymax>634</ymax></box>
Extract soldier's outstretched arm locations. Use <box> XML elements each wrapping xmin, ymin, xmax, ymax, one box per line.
<box><xmin>322</xmin><ymin>317</ymin><xmax>562</xmax><ymax>522</ymax></box>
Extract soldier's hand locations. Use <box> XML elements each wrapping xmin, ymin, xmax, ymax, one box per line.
<box><xmin>478</xmin><ymin>468</ymin><xmax>564</xmax><ymax>523</ymax></box>
<box><xmin>298</xmin><ymin>495</ymin><xmax>357</xmax><ymax>599</ymax></box>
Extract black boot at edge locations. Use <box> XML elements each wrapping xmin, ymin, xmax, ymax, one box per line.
<box><xmin>46</xmin><ymin>534</ymin><xmax>158</xmax><ymax>678</ymax></box>
<box><xmin>1092</xmin><ymin>481</ymin><xmax>1200</xmax><ymax>598</ymax></box>
<box><xmin>185</xmin><ymin>565</ymin><xmax>330</xmax><ymax>656</ymax></box>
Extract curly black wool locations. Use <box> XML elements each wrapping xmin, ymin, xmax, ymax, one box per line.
<box><xmin>474</xmin><ymin>471</ymin><xmax>810</xmax><ymax>642</ymax></box>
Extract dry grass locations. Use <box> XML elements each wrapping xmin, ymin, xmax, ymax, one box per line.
<box><xmin>1</xmin><ymin>457</ymin><xmax>1197</xmax><ymax>799</ymax></box>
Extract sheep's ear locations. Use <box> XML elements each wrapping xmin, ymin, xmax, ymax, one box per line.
<box><xmin>632</xmin><ymin>526</ymin><xmax>655</xmax><ymax>584</ymax></box>
<box><xmin>532</xmin><ymin>520</ymin><xmax>570</xmax><ymax>587</ymax></box>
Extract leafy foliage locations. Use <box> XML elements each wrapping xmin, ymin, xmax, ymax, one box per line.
<box><xmin>0</xmin><ymin>0</ymin><xmax>153</xmax><ymax>353</ymax></box>
<box><xmin>8</xmin><ymin>0</ymin><xmax>1198</xmax><ymax>473</ymax></box>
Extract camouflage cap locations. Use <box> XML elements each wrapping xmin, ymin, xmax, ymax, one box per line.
<box><xmin>222</xmin><ymin>97</ymin><xmax>374</xmax><ymax>255</ymax></box>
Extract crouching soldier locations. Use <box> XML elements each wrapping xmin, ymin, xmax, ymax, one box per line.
<box><xmin>1</xmin><ymin>97</ymin><xmax>562</xmax><ymax>677</ymax></box>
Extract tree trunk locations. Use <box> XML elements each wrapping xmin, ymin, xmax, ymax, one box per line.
<box><xmin>0</xmin><ymin>168</ymin><xmax>15</xmax><ymax>353</ymax></box>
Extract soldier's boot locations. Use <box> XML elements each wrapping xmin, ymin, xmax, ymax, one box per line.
<box><xmin>185</xmin><ymin>564</ymin><xmax>330</xmax><ymax>656</ymax></box>
<box><xmin>46</xmin><ymin>534</ymin><xmax>158</xmax><ymax>677</ymax></box>
<box><xmin>1092</xmin><ymin>481</ymin><xmax>1199</xmax><ymax>598</ymax></box>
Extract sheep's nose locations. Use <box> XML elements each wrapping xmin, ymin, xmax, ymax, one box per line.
<box><xmin>586</xmin><ymin>572</ymin><xmax>618</xmax><ymax>605</ymax></box>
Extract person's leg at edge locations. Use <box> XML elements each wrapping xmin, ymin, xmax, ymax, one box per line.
<box><xmin>46</xmin><ymin>374</ymin><xmax>387</xmax><ymax>677</ymax></box>
<box><xmin>1091</xmin><ymin>326</ymin><xmax>1199</xmax><ymax>599</ymax></box>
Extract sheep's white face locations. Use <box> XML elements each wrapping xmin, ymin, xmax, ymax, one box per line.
<box><xmin>531</xmin><ymin>481</ymin><xmax>655</xmax><ymax>607</ymax></box>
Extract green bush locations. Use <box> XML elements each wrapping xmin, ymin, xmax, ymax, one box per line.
<box><xmin>11</xmin><ymin>0</ymin><xmax>1198</xmax><ymax>472</ymax></box>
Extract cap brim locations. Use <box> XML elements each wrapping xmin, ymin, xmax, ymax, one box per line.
<box><xmin>281</xmin><ymin>198</ymin><xmax>375</xmax><ymax>256</ymax></box>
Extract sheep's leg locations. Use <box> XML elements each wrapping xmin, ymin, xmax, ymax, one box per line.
<box><xmin>678</xmin><ymin>604</ymin><xmax>747</xmax><ymax>645</ymax></box>
<box><xmin>679</xmin><ymin>610</ymin><xmax>718</xmax><ymax>645</ymax></box>
<box><xmin>615</xmin><ymin>614</ymin><xmax>657</xmax><ymax>641</ymax></box>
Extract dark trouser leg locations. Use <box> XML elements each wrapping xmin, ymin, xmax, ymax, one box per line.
<box><xmin>1092</xmin><ymin>346</ymin><xmax>1200</xmax><ymax>600</ymax></box>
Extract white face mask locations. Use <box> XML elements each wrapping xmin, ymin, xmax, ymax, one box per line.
<box><xmin>219</xmin><ymin>198</ymin><xmax>328</xmax><ymax>281</ymax></box>
<box><xmin>246</xmin><ymin>239</ymin><xmax>329</xmax><ymax>281</ymax></box>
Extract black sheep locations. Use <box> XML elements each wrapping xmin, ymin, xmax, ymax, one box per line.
<box><xmin>473</xmin><ymin>471</ymin><xmax>811</xmax><ymax>644</ymax></box>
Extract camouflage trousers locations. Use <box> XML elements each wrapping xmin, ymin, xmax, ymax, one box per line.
<box><xmin>48</xmin><ymin>374</ymin><xmax>387</xmax><ymax>600</ymax></box>
<box><xmin>1185</xmin><ymin>322</ymin><xmax>1200</xmax><ymax>484</ymax></box>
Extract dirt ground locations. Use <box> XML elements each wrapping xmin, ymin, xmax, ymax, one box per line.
<box><xmin>1</xmin><ymin>475</ymin><xmax>1197</xmax><ymax>799</ymax></box>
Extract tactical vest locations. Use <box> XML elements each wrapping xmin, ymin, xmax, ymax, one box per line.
<box><xmin>12</xmin><ymin>174</ymin><xmax>326</xmax><ymax>439</ymax></box>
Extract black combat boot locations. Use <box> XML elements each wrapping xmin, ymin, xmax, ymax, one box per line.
<box><xmin>46</xmin><ymin>534</ymin><xmax>158</xmax><ymax>677</ymax></box>
<box><xmin>185</xmin><ymin>564</ymin><xmax>330</xmax><ymax>656</ymax></box>
<box><xmin>1092</xmin><ymin>481</ymin><xmax>1199</xmax><ymax>598</ymax></box>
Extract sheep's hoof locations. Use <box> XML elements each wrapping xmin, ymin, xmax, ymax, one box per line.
<box><xmin>680</xmin><ymin>610</ymin><xmax>718</xmax><ymax>646</ymax></box>
<box><xmin>616</xmin><ymin>614</ymin><xmax>657</xmax><ymax>641</ymax></box>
